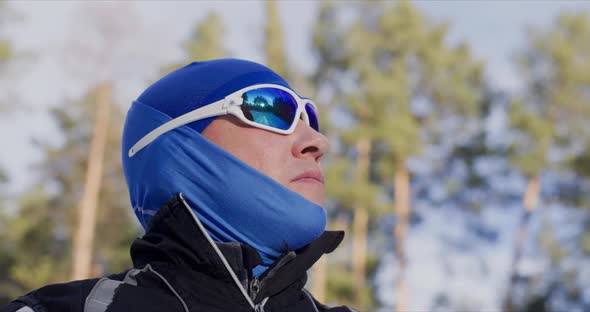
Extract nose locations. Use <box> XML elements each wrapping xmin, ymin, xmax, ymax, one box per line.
<box><xmin>292</xmin><ymin>120</ymin><xmax>329</xmax><ymax>162</ymax></box>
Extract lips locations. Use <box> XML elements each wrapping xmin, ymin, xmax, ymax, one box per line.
<box><xmin>291</xmin><ymin>169</ymin><xmax>325</xmax><ymax>184</ymax></box>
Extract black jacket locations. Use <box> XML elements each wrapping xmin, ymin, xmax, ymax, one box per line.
<box><xmin>1</xmin><ymin>193</ymin><xmax>356</xmax><ymax>312</ymax></box>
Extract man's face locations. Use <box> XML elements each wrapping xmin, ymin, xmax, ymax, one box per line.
<box><xmin>201</xmin><ymin>115</ymin><xmax>329</xmax><ymax>206</ymax></box>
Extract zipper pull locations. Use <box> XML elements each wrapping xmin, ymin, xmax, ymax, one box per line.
<box><xmin>255</xmin><ymin>304</ymin><xmax>265</xmax><ymax>312</ymax></box>
<box><xmin>249</xmin><ymin>277</ymin><xmax>260</xmax><ymax>301</ymax></box>
<box><xmin>254</xmin><ymin>297</ymin><xmax>269</xmax><ymax>312</ymax></box>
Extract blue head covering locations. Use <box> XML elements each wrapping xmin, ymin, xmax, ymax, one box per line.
<box><xmin>122</xmin><ymin>59</ymin><xmax>327</xmax><ymax>277</ymax></box>
<box><xmin>136</xmin><ymin>59</ymin><xmax>291</xmax><ymax>133</ymax></box>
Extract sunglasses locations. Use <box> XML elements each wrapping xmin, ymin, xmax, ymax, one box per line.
<box><xmin>129</xmin><ymin>84</ymin><xmax>320</xmax><ymax>157</ymax></box>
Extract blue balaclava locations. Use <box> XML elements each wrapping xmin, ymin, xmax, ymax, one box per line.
<box><xmin>122</xmin><ymin>59</ymin><xmax>327</xmax><ymax>276</ymax></box>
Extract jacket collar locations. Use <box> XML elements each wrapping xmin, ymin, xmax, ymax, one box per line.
<box><xmin>130</xmin><ymin>193</ymin><xmax>344</xmax><ymax>305</ymax></box>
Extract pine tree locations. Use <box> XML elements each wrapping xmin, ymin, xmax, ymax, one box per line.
<box><xmin>0</xmin><ymin>186</ymin><xmax>71</xmax><ymax>303</ymax></box>
<box><xmin>161</xmin><ymin>11</ymin><xmax>225</xmax><ymax>75</ymax></box>
<box><xmin>39</xmin><ymin>86</ymin><xmax>138</xmax><ymax>279</ymax></box>
<box><xmin>263</xmin><ymin>0</ymin><xmax>289</xmax><ymax>79</ymax></box>
<box><xmin>0</xmin><ymin>1</ymin><xmax>14</xmax><ymax>112</ymax></box>
<box><xmin>308</xmin><ymin>1</ymin><xmax>354</xmax><ymax>304</ymax></box>
<box><xmin>0</xmin><ymin>1</ymin><xmax>13</xmax><ymax>65</ymax></box>
<box><xmin>0</xmin><ymin>85</ymin><xmax>136</xmax><ymax>304</ymax></box>
<box><xmin>62</xmin><ymin>3</ymin><xmax>147</xmax><ymax>280</ymax></box>
<box><xmin>310</xmin><ymin>1</ymin><xmax>384</xmax><ymax>309</ymax></box>
<box><xmin>71</xmin><ymin>81</ymin><xmax>113</xmax><ymax>279</ymax></box>
<box><xmin>505</xmin><ymin>12</ymin><xmax>590</xmax><ymax>312</ymax></box>
<box><xmin>345</xmin><ymin>1</ymin><xmax>484</xmax><ymax>310</ymax></box>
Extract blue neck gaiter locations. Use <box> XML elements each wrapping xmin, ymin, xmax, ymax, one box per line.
<box><xmin>121</xmin><ymin>101</ymin><xmax>327</xmax><ymax>276</ymax></box>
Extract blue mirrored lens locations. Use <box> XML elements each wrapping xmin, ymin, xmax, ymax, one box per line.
<box><xmin>305</xmin><ymin>103</ymin><xmax>320</xmax><ymax>132</ymax></box>
<box><xmin>241</xmin><ymin>88</ymin><xmax>297</xmax><ymax>130</ymax></box>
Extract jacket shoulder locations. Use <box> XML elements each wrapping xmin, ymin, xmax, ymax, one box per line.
<box><xmin>0</xmin><ymin>272</ymin><xmax>127</xmax><ymax>312</ymax></box>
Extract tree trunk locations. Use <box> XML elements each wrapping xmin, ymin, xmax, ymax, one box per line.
<box><xmin>351</xmin><ymin>206</ymin><xmax>369</xmax><ymax>305</ymax></box>
<box><xmin>311</xmin><ymin>214</ymin><xmax>350</xmax><ymax>303</ymax></box>
<box><xmin>503</xmin><ymin>175</ymin><xmax>540</xmax><ymax>312</ymax></box>
<box><xmin>311</xmin><ymin>250</ymin><xmax>327</xmax><ymax>302</ymax></box>
<box><xmin>394</xmin><ymin>163</ymin><xmax>410</xmax><ymax>312</ymax></box>
<box><xmin>71</xmin><ymin>81</ymin><xmax>112</xmax><ymax>280</ymax></box>
<box><xmin>351</xmin><ymin>137</ymin><xmax>371</xmax><ymax>308</ymax></box>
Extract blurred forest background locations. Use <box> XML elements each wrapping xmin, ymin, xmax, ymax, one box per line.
<box><xmin>1</xmin><ymin>0</ymin><xmax>590</xmax><ymax>311</ymax></box>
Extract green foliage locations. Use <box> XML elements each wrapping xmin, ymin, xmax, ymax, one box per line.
<box><xmin>325</xmin><ymin>263</ymin><xmax>375</xmax><ymax>310</ymax></box>
<box><xmin>0</xmin><ymin>1</ymin><xmax>14</xmax><ymax>112</ymax></box>
<box><xmin>326</xmin><ymin>0</ymin><xmax>484</xmax><ymax>215</ymax></box>
<box><xmin>570</xmin><ymin>146</ymin><xmax>590</xmax><ymax>178</ymax></box>
<box><xmin>0</xmin><ymin>167</ymin><xmax>7</xmax><ymax>186</ymax></box>
<box><xmin>512</xmin><ymin>12</ymin><xmax>590</xmax><ymax>176</ymax></box>
<box><xmin>539</xmin><ymin>220</ymin><xmax>567</xmax><ymax>264</ymax></box>
<box><xmin>0</xmin><ymin>1</ymin><xmax>11</xmax><ymax>62</ymax></box>
<box><xmin>310</xmin><ymin>0</ymin><xmax>348</xmax><ymax>136</ymax></box>
<box><xmin>509</xmin><ymin>13</ymin><xmax>590</xmax><ymax>311</ymax></box>
<box><xmin>161</xmin><ymin>12</ymin><xmax>225</xmax><ymax>75</ymax></box>
<box><xmin>0</xmin><ymin>188</ymin><xmax>70</xmax><ymax>302</ymax></box>
<box><xmin>452</xmin><ymin>136</ymin><xmax>491</xmax><ymax>189</ymax></box>
<box><xmin>375</xmin><ymin>113</ymin><xmax>420</xmax><ymax>171</ymax></box>
<box><xmin>346</xmin><ymin>0</ymin><xmax>483</xmax><ymax>172</ymax></box>
<box><xmin>312</xmin><ymin>0</ymin><xmax>347</xmax><ymax>81</ymax></box>
<box><xmin>581</xmin><ymin>230</ymin><xmax>590</xmax><ymax>255</ymax></box>
<box><xmin>0</xmin><ymin>39</ymin><xmax>11</xmax><ymax>62</ymax></box>
<box><xmin>318</xmin><ymin>3</ymin><xmax>485</xmax><ymax>308</ymax></box>
<box><xmin>0</xmin><ymin>86</ymin><xmax>139</xmax><ymax>304</ymax></box>
<box><xmin>508</xmin><ymin>101</ymin><xmax>553</xmax><ymax>177</ymax></box>
<box><xmin>264</xmin><ymin>0</ymin><xmax>289</xmax><ymax>79</ymax></box>
<box><xmin>326</xmin><ymin>156</ymin><xmax>382</xmax><ymax>213</ymax></box>
<box><xmin>185</xmin><ymin>12</ymin><xmax>224</xmax><ymax>61</ymax></box>
<box><xmin>37</xmin><ymin>86</ymin><xmax>139</xmax><ymax>274</ymax></box>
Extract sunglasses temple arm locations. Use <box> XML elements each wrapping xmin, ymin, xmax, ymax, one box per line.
<box><xmin>128</xmin><ymin>100</ymin><xmax>227</xmax><ymax>157</ymax></box>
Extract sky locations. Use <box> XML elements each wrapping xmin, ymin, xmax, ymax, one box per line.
<box><xmin>2</xmin><ymin>0</ymin><xmax>590</xmax><ymax>195</ymax></box>
<box><xmin>2</xmin><ymin>1</ymin><xmax>590</xmax><ymax>309</ymax></box>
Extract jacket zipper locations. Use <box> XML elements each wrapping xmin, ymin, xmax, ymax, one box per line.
<box><xmin>250</xmin><ymin>276</ymin><xmax>271</xmax><ymax>311</ymax></box>
<box><xmin>249</xmin><ymin>277</ymin><xmax>260</xmax><ymax>301</ymax></box>
<box><xmin>179</xmin><ymin>193</ymin><xmax>267</xmax><ymax>311</ymax></box>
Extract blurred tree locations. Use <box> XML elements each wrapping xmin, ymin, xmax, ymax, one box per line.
<box><xmin>344</xmin><ymin>1</ymin><xmax>483</xmax><ymax>310</ymax></box>
<box><xmin>326</xmin><ymin>145</ymin><xmax>381</xmax><ymax>310</ymax></box>
<box><xmin>0</xmin><ymin>0</ymin><xmax>14</xmax><ymax>112</ymax></box>
<box><xmin>310</xmin><ymin>0</ymin><xmax>348</xmax><ymax>134</ymax></box>
<box><xmin>0</xmin><ymin>38</ymin><xmax>10</xmax><ymax>63</ymax></box>
<box><xmin>161</xmin><ymin>11</ymin><xmax>225</xmax><ymax>75</ymax></box>
<box><xmin>264</xmin><ymin>0</ymin><xmax>289</xmax><ymax>79</ymax></box>
<box><xmin>447</xmin><ymin>89</ymin><xmax>502</xmax><ymax>210</ymax></box>
<box><xmin>37</xmin><ymin>85</ymin><xmax>138</xmax><ymax>279</ymax></box>
<box><xmin>308</xmin><ymin>1</ymin><xmax>353</xmax><ymax>305</ymax></box>
<box><xmin>311</xmin><ymin>1</ymin><xmax>384</xmax><ymax>309</ymax></box>
<box><xmin>0</xmin><ymin>187</ymin><xmax>71</xmax><ymax>303</ymax></box>
<box><xmin>504</xmin><ymin>101</ymin><xmax>551</xmax><ymax>312</ymax></box>
<box><xmin>0</xmin><ymin>86</ymin><xmax>136</xmax><ymax>304</ymax></box>
<box><xmin>71</xmin><ymin>80</ymin><xmax>113</xmax><ymax>280</ymax></box>
<box><xmin>59</xmin><ymin>2</ymin><xmax>146</xmax><ymax>280</ymax></box>
<box><xmin>185</xmin><ymin>12</ymin><xmax>224</xmax><ymax>61</ymax></box>
<box><xmin>0</xmin><ymin>0</ymin><xmax>13</xmax><ymax>62</ymax></box>
<box><xmin>572</xmin><ymin>147</ymin><xmax>590</xmax><ymax>178</ymax></box>
<box><xmin>505</xmin><ymin>12</ymin><xmax>590</xmax><ymax>312</ymax></box>
<box><xmin>0</xmin><ymin>168</ymin><xmax>17</xmax><ymax>302</ymax></box>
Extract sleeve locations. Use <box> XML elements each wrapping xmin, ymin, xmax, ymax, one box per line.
<box><xmin>0</xmin><ymin>278</ymin><xmax>102</xmax><ymax>312</ymax></box>
<box><xmin>0</xmin><ymin>298</ymin><xmax>34</xmax><ymax>312</ymax></box>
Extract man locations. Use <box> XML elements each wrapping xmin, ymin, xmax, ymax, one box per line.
<box><xmin>1</xmin><ymin>59</ymin><xmax>354</xmax><ymax>312</ymax></box>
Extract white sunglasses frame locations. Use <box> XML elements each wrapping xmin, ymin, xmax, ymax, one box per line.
<box><xmin>128</xmin><ymin>83</ymin><xmax>319</xmax><ymax>158</ymax></box>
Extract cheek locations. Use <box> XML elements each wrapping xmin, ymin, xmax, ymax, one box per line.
<box><xmin>249</xmin><ymin>140</ymin><xmax>292</xmax><ymax>184</ymax></box>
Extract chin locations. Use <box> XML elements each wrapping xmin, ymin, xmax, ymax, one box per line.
<box><xmin>287</xmin><ymin>181</ymin><xmax>326</xmax><ymax>206</ymax></box>
<box><xmin>296</xmin><ymin>190</ymin><xmax>326</xmax><ymax>206</ymax></box>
